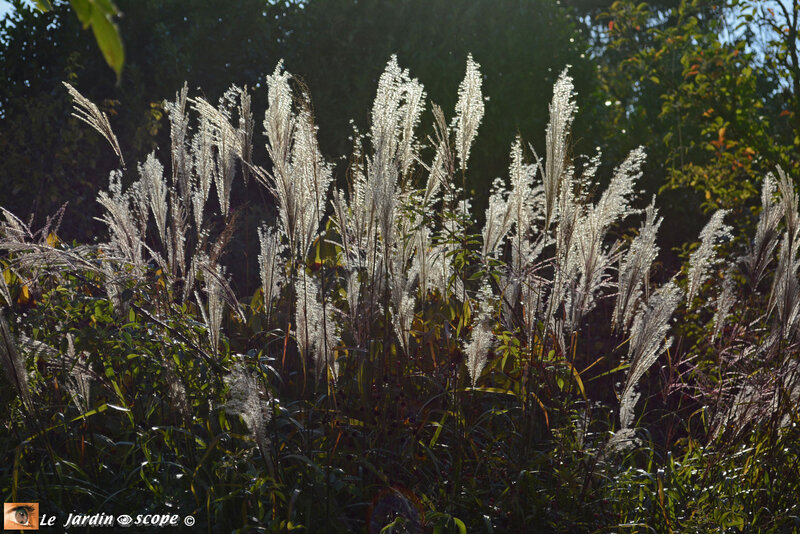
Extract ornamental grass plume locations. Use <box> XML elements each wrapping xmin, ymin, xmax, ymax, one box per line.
<box><xmin>332</xmin><ymin>55</ymin><xmax>449</xmax><ymax>357</ymax></box>
<box><xmin>506</xmin><ymin>137</ymin><xmax>542</xmax><ymax>257</ymax></box>
<box><xmin>163</xmin><ymin>83</ymin><xmax>191</xmax><ymax>208</ymax></box>
<box><xmin>367</xmin><ymin>55</ymin><xmax>425</xmax><ymax>253</ymax></box>
<box><xmin>294</xmin><ymin>271</ymin><xmax>340</xmax><ymax>381</ymax></box>
<box><xmin>60</xmin><ymin>333</ymin><xmax>94</xmax><ymax>413</ymax></box>
<box><xmin>0</xmin><ymin>206</ymin><xmax>121</xmax><ymax>288</ymax></box>
<box><xmin>66</xmin><ymin>76</ymin><xmax>252</xmax><ymax>324</ymax></box>
<box><xmin>194</xmin><ymin>257</ymin><xmax>244</xmax><ymax>358</ymax></box>
<box><xmin>742</xmin><ymin>173</ymin><xmax>783</xmax><ymax>290</ymax></box>
<box><xmin>257</xmin><ymin>224</ymin><xmax>285</xmax><ymax>317</ymax></box>
<box><xmin>711</xmin><ymin>358</ymin><xmax>800</xmax><ymax>440</ymax></box>
<box><xmin>464</xmin><ymin>281</ymin><xmax>496</xmax><ymax>385</ymax></box>
<box><xmin>776</xmin><ymin>166</ymin><xmax>798</xmax><ymax>240</ymax></box>
<box><xmin>196</xmin><ymin>261</ymin><xmax>225</xmax><ymax>357</ymax></box>
<box><xmin>768</xmin><ymin>166</ymin><xmax>800</xmax><ymax>338</ymax></box>
<box><xmin>482</xmin><ymin>178</ymin><xmax>513</xmax><ymax>259</ymax></box>
<box><xmin>0</xmin><ymin>270</ymin><xmax>10</xmax><ymax>307</ymax></box>
<box><xmin>619</xmin><ymin>279</ymin><xmax>683</xmax><ymax>429</ymax></box>
<box><xmin>34</xmin><ymin>56</ymin><xmax>800</xmax><ymax>470</ymax></box>
<box><xmin>63</xmin><ymin>82</ymin><xmax>125</xmax><ymax>169</ymax></box>
<box><xmin>613</xmin><ymin>198</ymin><xmax>661</xmax><ymax>332</ymax></box>
<box><xmin>139</xmin><ymin>152</ymin><xmax>169</xmax><ymax>246</ymax></box>
<box><xmin>686</xmin><ymin>209</ymin><xmax>732</xmax><ymax>306</ymax></box>
<box><xmin>422</xmin><ymin>115</ymin><xmax>450</xmax><ymax>205</ymax></box>
<box><xmin>190</xmin><ymin>90</ymin><xmax>246</xmax><ymax>217</ymax></box>
<box><xmin>190</xmin><ymin>112</ymin><xmax>216</xmax><ymax>230</ymax></box>
<box><xmin>543</xmin><ymin>67</ymin><xmax>577</xmax><ymax>228</ymax></box>
<box><xmin>261</xmin><ymin>62</ymin><xmax>333</xmax><ymax>261</ymax></box>
<box><xmin>567</xmin><ymin>147</ymin><xmax>646</xmax><ymax>332</ymax></box>
<box><xmin>712</xmin><ymin>268</ymin><xmax>736</xmax><ymax>343</ymax></box>
<box><xmin>224</xmin><ymin>361</ymin><xmax>272</xmax><ymax>458</ymax></box>
<box><xmin>546</xmin><ymin>156</ymin><xmax>579</xmax><ymax>337</ymax></box>
<box><xmin>166</xmin><ymin>192</ymin><xmax>189</xmax><ymax>280</ymax></box>
<box><xmin>453</xmin><ymin>53</ymin><xmax>484</xmax><ymax>171</ymax></box>
<box><xmin>95</xmin><ymin>170</ymin><xmax>146</xmax><ymax>275</ymax></box>
<box><xmin>767</xmin><ymin>228</ymin><xmax>800</xmax><ymax>338</ymax></box>
<box><xmin>237</xmin><ymin>87</ymin><xmax>255</xmax><ymax>185</ymax></box>
<box><xmin>0</xmin><ymin>309</ymin><xmax>31</xmax><ymax>409</ymax></box>
<box><xmin>369</xmin><ymin>55</ymin><xmax>426</xmax><ymax>179</ymax></box>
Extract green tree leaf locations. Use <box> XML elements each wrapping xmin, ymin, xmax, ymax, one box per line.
<box><xmin>33</xmin><ymin>0</ymin><xmax>53</xmax><ymax>11</ymax></box>
<box><xmin>87</xmin><ymin>5</ymin><xmax>124</xmax><ymax>79</ymax></box>
<box><xmin>69</xmin><ymin>0</ymin><xmax>92</xmax><ymax>26</ymax></box>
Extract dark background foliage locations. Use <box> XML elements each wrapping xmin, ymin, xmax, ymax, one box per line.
<box><xmin>3</xmin><ymin>0</ymin><xmax>798</xmax><ymax>289</ymax></box>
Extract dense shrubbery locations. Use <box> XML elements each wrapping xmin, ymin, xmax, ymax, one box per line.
<box><xmin>2</xmin><ymin>56</ymin><xmax>799</xmax><ymax>532</ymax></box>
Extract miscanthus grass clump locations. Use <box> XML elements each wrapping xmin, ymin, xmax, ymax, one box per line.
<box><xmin>1</xmin><ymin>55</ymin><xmax>799</xmax><ymax>532</ymax></box>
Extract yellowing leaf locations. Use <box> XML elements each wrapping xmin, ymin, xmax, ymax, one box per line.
<box><xmin>46</xmin><ymin>232</ymin><xmax>59</xmax><ymax>247</ymax></box>
<box><xmin>17</xmin><ymin>284</ymin><xmax>30</xmax><ymax>305</ymax></box>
